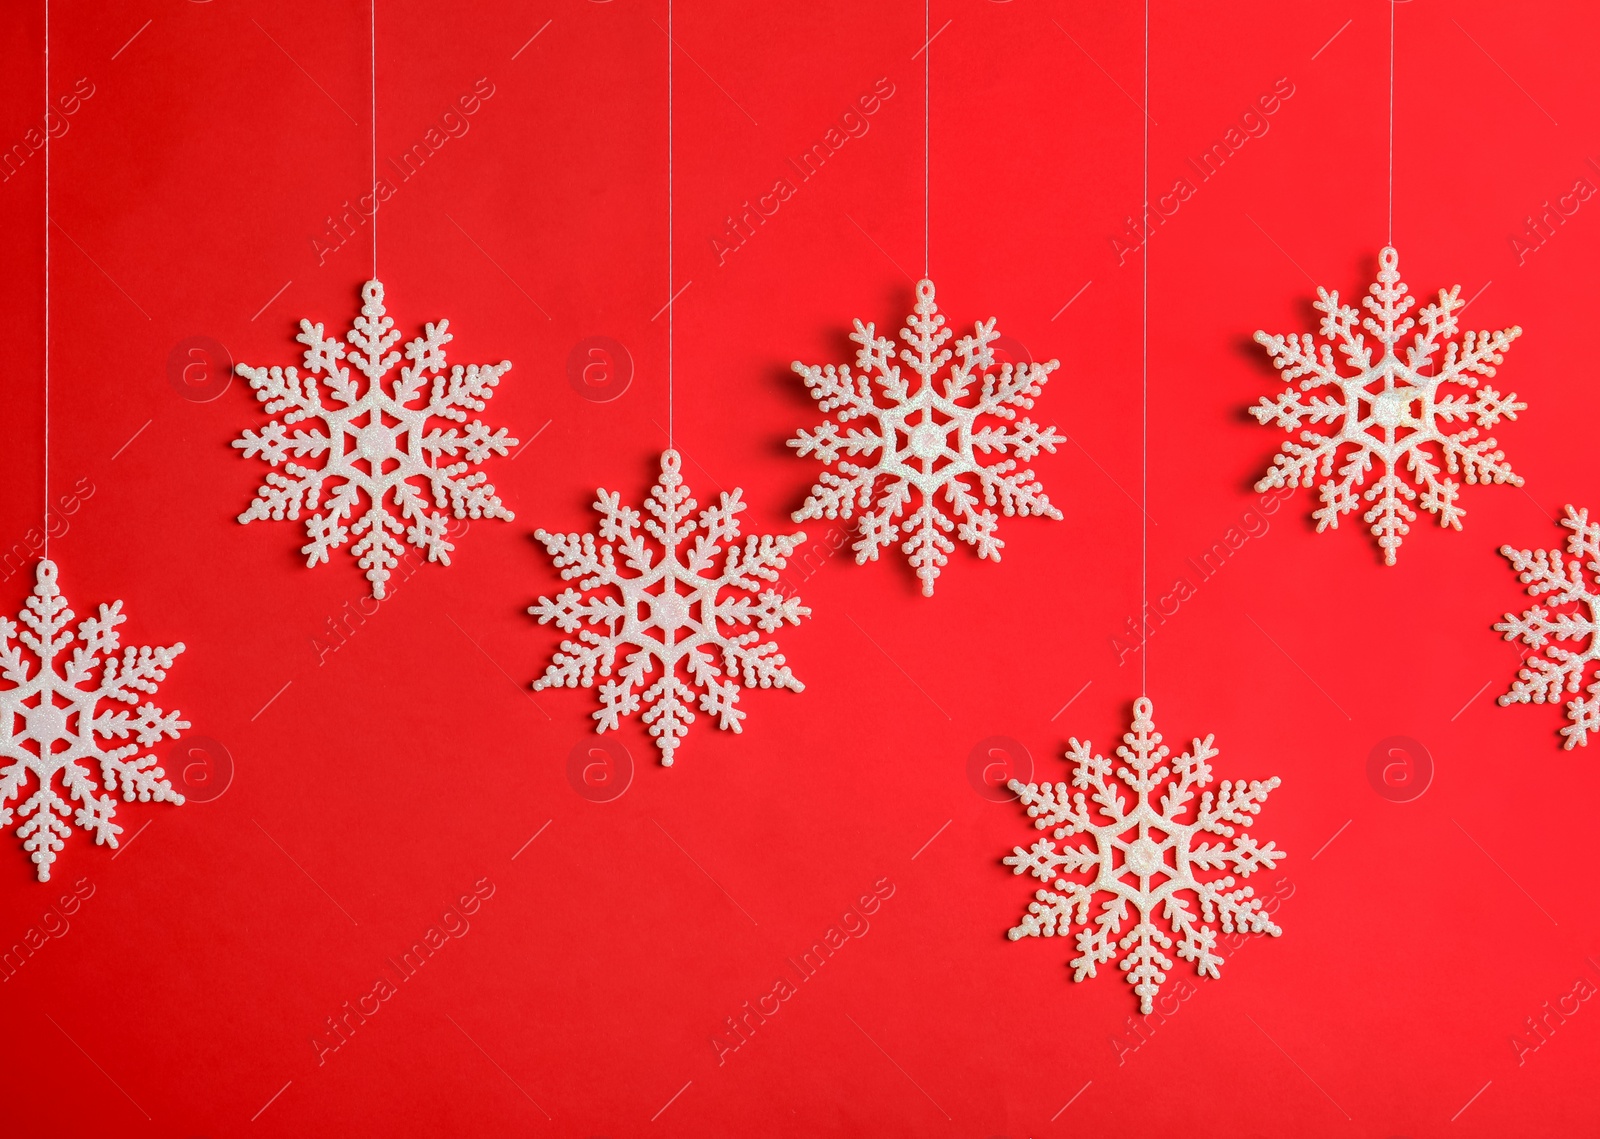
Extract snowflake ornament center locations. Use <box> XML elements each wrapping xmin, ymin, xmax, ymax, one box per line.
<box><xmin>1253</xmin><ymin>245</ymin><xmax>1524</xmax><ymax>564</ymax></box>
<box><xmin>531</xmin><ymin>450</ymin><xmax>811</xmax><ymax>766</ymax></box>
<box><xmin>904</xmin><ymin>416</ymin><xmax>954</xmax><ymax>463</ymax></box>
<box><xmin>1367</xmin><ymin>383</ymin><xmax>1425</xmax><ymax>432</ymax></box>
<box><xmin>233</xmin><ymin>280</ymin><xmax>518</xmax><ymax>599</ymax></box>
<box><xmin>352</xmin><ymin>417</ymin><xmax>400</xmax><ymax>464</ymax></box>
<box><xmin>647</xmin><ymin>586</ymin><xmax>696</xmax><ymax>637</ymax></box>
<box><xmin>22</xmin><ymin>697</ymin><xmax>72</xmax><ymax>753</ymax></box>
<box><xmin>790</xmin><ymin>279</ymin><xmax>1065</xmax><ymax>595</ymax></box>
<box><xmin>1004</xmin><ymin>697</ymin><xmax>1284</xmax><ymax>1013</ymax></box>
<box><xmin>1123</xmin><ymin>835</ymin><xmax>1164</xmax><ymax>878</ymax></box>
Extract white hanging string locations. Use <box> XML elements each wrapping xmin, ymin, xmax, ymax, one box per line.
<box><xmin>370</xmin><ymin>0</ymin><xmax>378</xmax><ymax>280</ymax></box>
<box><xmin>923</xmin><ymin>0</ymin><xmax>929</xmax><ymax>278</ymax></box>
<box><xmin>1387</xmin><ymin>0</ymin><xmax>1394</xmax><ymax>246</ymax></box>
<box><xmin>1141</xmin><ymin>0</ymin><xmax>1149</xmax><ymax>698</ymax></box>
<box><xmin>666</xmin><ymin>0</ymin><xmax>674</xmax><ymax>447</ymax></box>
<box><xmin>42</xmin><ymin>0</ymin><xmax>50</xmax><ymax>558</ymax></box>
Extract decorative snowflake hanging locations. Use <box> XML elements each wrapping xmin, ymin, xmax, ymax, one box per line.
<box><xmin>1496</xmin><ymin>505</ymin><xmax>1600</xmax><ymax>748</ymax></box>
<box><xmin>1004</xmin><ymin>698</ymin><xmax>1284</xmax><ymax>1013</ymax></box>
<box><xmin>789</xmin><ymin>279</ymin><xmax>1064</xmax><ymax>596</ymax></box>
<box><xmin>0</xmin><ymin>561</ymin><xmax>188</xmax><ymax>881</ymax></box>
<box><xmin>530</xmin><ymin>450</ymin><xmax>810</xmax><ymax>765</ymax></box>
<box><xmin>1252</xmin><ymin>246</ymin><xmax>1524</xmax><ymax>564</ymax></box>
<box><xmin>233</xmin><ymin>280</ymin><xmax>518</xmax><ymax>599</ymax></box>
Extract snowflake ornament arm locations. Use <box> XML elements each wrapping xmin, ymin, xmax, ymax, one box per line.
<box><xmin>789</xmin><ymin>280</ymin><xmax>1063</xmax><ymax>595</ymax></box>
<box><xmin>410</xmin><ymin>321</ymin><xmax>517</xmax><ymax>521</ymax></box>
<box><xmin>789</xmin><ymin>319</ymin><xmax>899</xmax><ymax>537</ymax></box>
<box><xmin>530</xmin><ymin>451</ymin><xmax>809</xmax><ymax>766</ymax></box>
<box><xmin>1251</xmin><ymin>247</ymin><xmax>1523</xmax><ymax>564</ymax></box>
<box><xmin>233</xmin><ymin>281</ymin><xmax>517</xmax><ymax>599</ymax></box>
<box><xmin>1003</xmin><ymin>698</ymin><xmax>1283</xmax><ymax>1013</ymax></box>
<box><xmin>1497</xmin><ymin>505</ymin><xmax>1600</xmax><ymax>748</ymax></box>
<box><xmin>232</xmin><ymin>321</ymin><xmax>342</xmax><ymax>521</ymax></box>
<box><xmin>0</xmin><ymin>562</ymin><xmax>187</xmax><ymax>881</ymax></box>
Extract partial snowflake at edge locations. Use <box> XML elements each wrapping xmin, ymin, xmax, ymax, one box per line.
<box><xmin>1252</xmin><ymin>246</ymin><xmax>1524</xmax><ymax>564</ymax></box>
<box><xmin>789</xmin><ymin>279</ymin><xmax>1064</xmax><ymax>596</ymax></box>
<box><xmin>1004</xmin><ymin>698</ymin><xmax>1284</xmax><ymax>1013</ymax></box>
<box><xmin>233</xmin><ymin>280</ymin><xmax>518</xmax><ymax>599</ymax></box>
<box><xmin>1497</xmin><ymin>505</ymin><xmax>1600</xmax><ymax>748</ymax></box>
<box><xmin>0</xmin><ymin>561</ymin><xmax>188</xmax><ymax>882</ymax></box>
<box><xmin>530</xmin><ymin>450</ymin><xmax>810</xmax><ymax>766</ymax></box>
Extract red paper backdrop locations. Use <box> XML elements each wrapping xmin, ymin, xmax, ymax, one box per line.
<box><xmin>1</xmin><ymin>0</ymin><xmax>1597</xmax><ymax>1135</ymax></box>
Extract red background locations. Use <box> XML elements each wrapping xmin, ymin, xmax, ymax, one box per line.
<box><xmin>1</xmin><ymin>0</ymin><xmax>1597</xmax><ymax>1135</ymax></box>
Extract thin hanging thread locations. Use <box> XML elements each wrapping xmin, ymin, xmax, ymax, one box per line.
<box><xmin>42</xmin><ymin>0</ymin><xmax>50</xmax><ymax>558</ymax></box>
<box><xmin>923</xmin><ymin>0</ymin><xmax>929</xmax><ymax>278</ymax></box>
<box><xmin>666</xmin><ymin>0</ymin><xmax>673</xmax><ymax>447</ymax></box>
<box><xmin>1140</xmin><ymin>0</ymin><xmax>1149</xmax><ymax>698</ymax></box>
<box><xmin>371</xmin><ymin>0</ymin><xmax>378</xmax><ymax>280</ymax></box>
<box><xmin>1387</xmin><ymin>0</ymin><xmax>1394</xmax><ymax>246</ymax></box>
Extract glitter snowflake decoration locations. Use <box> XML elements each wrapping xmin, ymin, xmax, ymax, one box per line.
<box><xmin>1004</xmin><ymin>698</ymin><xmax>1284</xmax><ymax>1013</ymax></box>
<box><xmin>789</xmin><ymin>279</ymin><xmax>1063</xmax><ymax>596</ymax></box>
<box><xmin>233</xmin><ymin>280</ymin><xmax>518</xmax><ymax>599</ymax></box>
<box><xmin>1252</xmin><ymin>246</ymin><xmax>1524</xmax><ymax>564</ymax></box>
<box><xmin>0</xmin><ymin>562</ymin><xmax>187</xmax><ymax>881</ymax></box>
<box><xmin>1496</xmin><ymin>505</ymin><xmax>1600</xmax><ymax>748</ymax></box>
<box><xmin>531</xmin><ymin>450</ymin><xmax>810</xmax><ymax>766</ymax></box>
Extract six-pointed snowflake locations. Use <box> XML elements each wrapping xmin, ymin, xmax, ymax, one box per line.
<box><xmin>234</xmin><ymin>280</ymin><xmax>518</xmax><ymax>599</ymax></box>
<box><xmin>1004</xmin><ymin>698</ymin><xmax>1284</xmax><ymax>1013</ymax></box>
<box><xmin>1252</xmin><ymin>246</ymin><xmax>1524</xmax><ymax>564</ymax></box>
<box><xmin>0</xmin><ymin>561</ymin><xmax>188</xmax><ymax>882</ymax></box>
<box><xmin>531</xmin><ymin>450</ymin><xmax>810</xmax><ymax>765</ymax></box>
<box><xmin>1496</xmin><ymin>505</ymin><xmax>1600</xmax><ymax>748</ymax></box>
<box><xmin>789</xmin><ymin>279</ymin><xmax>1064</xmax><ymax>596</ymax></box>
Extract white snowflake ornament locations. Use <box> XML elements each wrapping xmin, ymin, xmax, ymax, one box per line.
<box><xmin>1496</xmin><ymin>505</ymin><xmax>1600</xmax><ymax>748</ymax></box>
<box><xmin>1252</xmin><ymin>246</ymin><xmax>1524</xmax><ymax>564</ymax></box>
<box><xmin>531</xmin><ymin>450</ymin><xmax>810</xmax><ymax>766</ymax></box>
<box><xmin>233</xmin><ymin>280</ymin><xmax>518</xmax><ymax>599</ymax></box>
<box><xmin>0</xmin><ymin>561</ymin><xmax>188</xmax><ymax>881</ymax></box>
<box><xmin>1005</xmin><ymin>698</ymin><xmax>1284</xmax><ymax>1014</ymax></box>
<box><xmin>790</xmin><ymin>280</ymin><xmax>1064</xmax><ymax>596</ymax></box>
